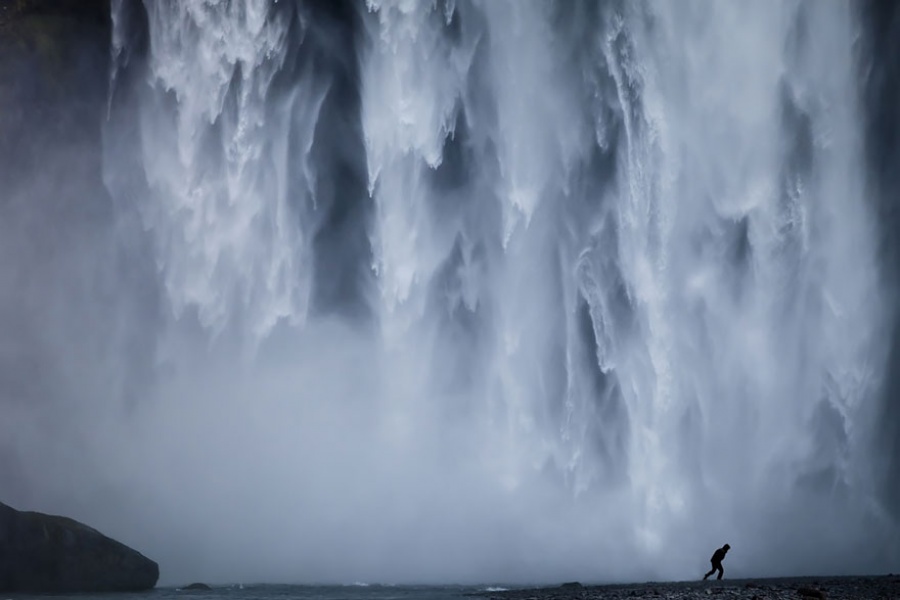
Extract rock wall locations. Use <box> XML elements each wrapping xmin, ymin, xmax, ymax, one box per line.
<box><xmin>0</xmin><ymin>0</ymin><xmax>125</xmax><ymax>505</ymax></box>
<box><xmin>0</xmin><ymin>501</ymin><xmax>158</xmax><ymax>592</ymax></box>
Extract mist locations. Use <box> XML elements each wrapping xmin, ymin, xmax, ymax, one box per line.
<box><xmin>1</xmin><ymin>0</ymin><xmax>899</xmax><ymax>587</ymax></box>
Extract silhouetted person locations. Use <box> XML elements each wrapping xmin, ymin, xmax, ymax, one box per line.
<box><xmin>703</xmin><ymin>543</ymin><xmax>730</xmax><ymax>580</ymax></box>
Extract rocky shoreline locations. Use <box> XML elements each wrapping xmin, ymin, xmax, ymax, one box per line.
<box><xmin>473</xmin><ymin>576</ymin><xmax>900</xmax><ymax>600</ymax></box>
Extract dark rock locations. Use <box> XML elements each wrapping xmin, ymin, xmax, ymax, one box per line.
<box><xmin>0</xmin><ymin>0</ymin><xmax>110</xmax><ymax>176</ymax></box>
<box><xmin>183</xmin><ymin>582</ymin><xmax>213</xmax><ymax>590</ymax></box>
<box><xmin>0</xmin><ymin>0</ymin><xmax>108</xmax><ymax>28</ymax></box>
<box><xmin>797</xmin><ymin>588</ymin><xmax>826</xmax><ymax>599</ymax></box>
<box><xmin>0</xmin><ymin>501</ymin><xmax>158</xmax><ymax>592</ymax></box>
<box><xmin>558</xmin><ymin>582</ymin><xmax>583</xmax><ymax>590</ymax></box>
<box><xmin>0</xmin><ymin>0</ymin><xmax>125</xmax><ymax>458</ymax></box>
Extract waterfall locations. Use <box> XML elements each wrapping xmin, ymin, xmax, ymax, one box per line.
<box><xmin>5</xmin><ymin>0</ymin><xmax>896</xmax><ymax>586</ymax></box>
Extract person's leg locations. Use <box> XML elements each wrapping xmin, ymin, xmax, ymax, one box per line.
<box><xmin>703</xmin><ymin>564</ymin><xmax>715</xmax><ymax>580</ymax></box>
<box><xmin>716</xmin><ymin>564</ymin><xmax>723</xmax><ymax>580</ymax></box>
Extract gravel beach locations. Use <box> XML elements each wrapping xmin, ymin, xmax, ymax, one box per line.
<box><xmin>473</xmin><ymin>576</ymin><xmax>900</xmax><ymax>600</ymax></box>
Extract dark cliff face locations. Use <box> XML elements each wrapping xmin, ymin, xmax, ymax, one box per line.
<box><xmin>859</xmin><ymin>0</ymin><xmax>900</xmax><ymax>520</ymax></box>
<box><xmin>0</xmin><ymin>0</ymin><xmax>110</xmax><ymax>202</ymax></box>
<box><xmin>0</xmin><ymin>501</ymin><xmax>159</xmax><ymax>592</ymax></box>
<box><xmin>0</xmin><ymin>0</ymin><xmax>125</xmax><ymax>504</ymax></box>
<box><xmin>0</xmin><ymin>0</ymin><xmax>108</xmax><ymax>23</ymax></box>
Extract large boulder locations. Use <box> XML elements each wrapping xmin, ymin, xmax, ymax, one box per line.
<box><xmin>0</xmin><ymin>501</ymin><xmax>158</xmax><ymax>592</ymax></box>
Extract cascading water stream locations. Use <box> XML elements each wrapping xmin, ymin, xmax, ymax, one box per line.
<box><xmin>355</xmin><ymin>0</ymin><xmax>890</xmax><ymax>566</ymax></box>
<box><xmin>100</xmin><ymin>0</ymin><xmax>894</xmax><ymax>582</ymax></box>
<box><xmin>2</xmin><ymin>0</ymin><xmax>896</xmax><ymax>586</ymax></box>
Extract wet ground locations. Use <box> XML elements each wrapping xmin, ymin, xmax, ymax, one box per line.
<box><xmin>473</xmin><ymin>575</ymin><xmax>900</xmax><ymax>600</ymax></box>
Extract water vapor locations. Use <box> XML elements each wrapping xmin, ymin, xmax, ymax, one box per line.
<box><xmin>1</xmin><ymin>0</ymin><xmax>899</xmax><ymax>587</ymax></box>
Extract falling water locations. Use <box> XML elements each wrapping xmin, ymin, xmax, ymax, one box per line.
<box><xmin>3</xmin><ymin>0</ymin><xmax>897</xmax><ymax>586</ymax></box>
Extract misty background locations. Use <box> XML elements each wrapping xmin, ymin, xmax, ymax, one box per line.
<box><xmin>1</xmin><ymin>0</ymin><xmax>900</xmax><ymax>587</ymax></box>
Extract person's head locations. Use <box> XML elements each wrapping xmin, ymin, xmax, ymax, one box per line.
<box><xmin>723</xmin><ymin>544</ymin><xmax>730</xmax><ymax>552</ymax></box>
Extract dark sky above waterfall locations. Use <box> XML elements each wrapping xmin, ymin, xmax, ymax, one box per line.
<box><xmin>1</xmin><ymin>0</ymin><xmax>900</xmax><ymax>587</ymax></box>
